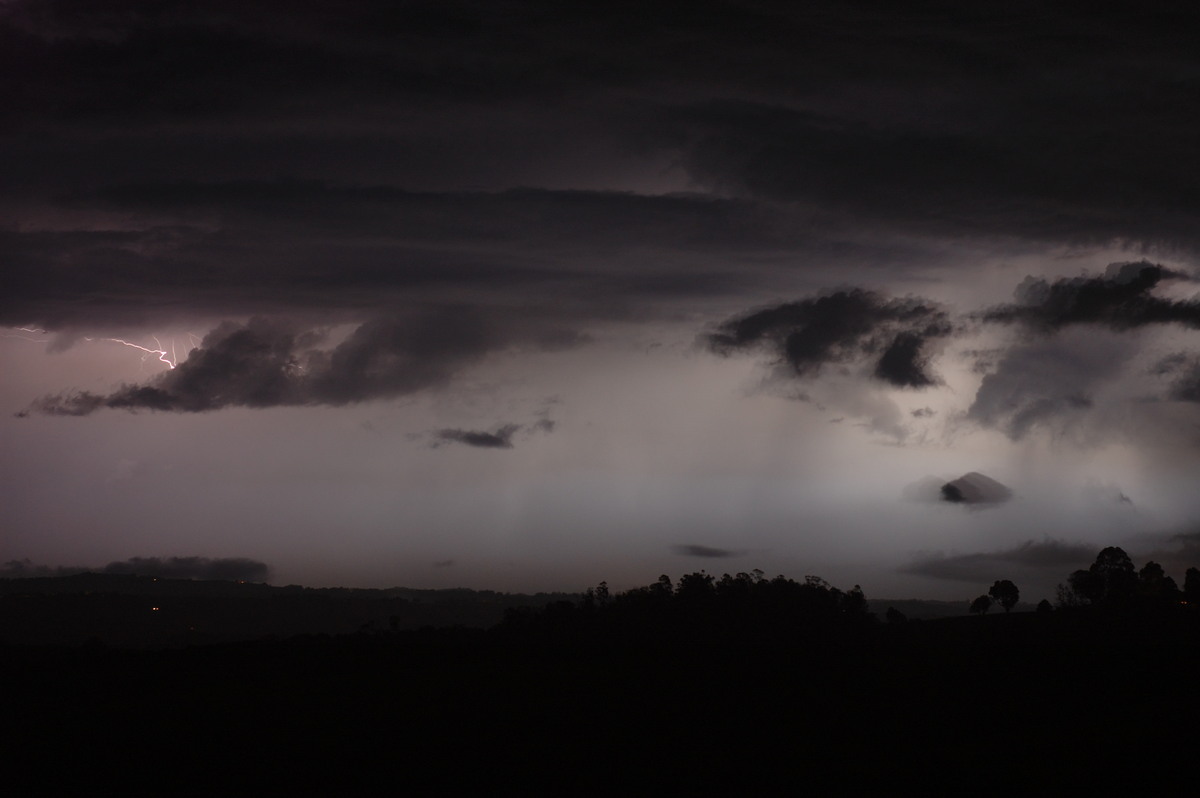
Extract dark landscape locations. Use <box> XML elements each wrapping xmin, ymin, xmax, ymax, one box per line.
<box><xmin>7</xmin><ymin>548</ymin><xmax>1200</xmax><ymax>796</ymax></box>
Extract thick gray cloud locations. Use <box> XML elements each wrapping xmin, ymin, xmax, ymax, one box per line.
<box><xmin>903</xmin><ymin>540</ymin><xmax>1097</xmax><ymax>583</ymax></box>
<box><xmin>707</xmin><ymin>290</ymin><xmax>952</xmax><ymax>388</ymax></box>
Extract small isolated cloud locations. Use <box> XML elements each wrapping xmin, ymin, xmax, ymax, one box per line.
<box><xmin>529</xmin><ymin>417</ymin><xmax>556</xmax><ymax>434</ymax></box>
<box><xmin>430</xmin><ymin>410</ymin><xmax>557</xmax><ymax>450</ymax></box>
<box><xmin>911</xmin><ymin>407</ymin><xmax>935</xmax><ymax>418</ymax></box>
<box><xmin>433</xmin><ymin>424</ymin><xmax>521</xmax><ymax>449</ymax></box>
<box><xmin>672</xmin><ymin>544</ymin><xmax>745</xmax><ymax>558</ymax></box>
<box><xmin>902</xmin><ymin>472</ymin><xmax>1011</xmax><ymax>506</ymax></box>
<box><xmin>903</xmin><ymin>539</ymin><xmax>1097</xmax><ymax>583</ymax></box>
<box><xmin>707</xmin><ymin>289</ymin><xmax>952</xmax><ymax>389</ymax></box>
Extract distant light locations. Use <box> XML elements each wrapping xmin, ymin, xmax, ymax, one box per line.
<box><xmin>151</xmin><ymin>606</ymin><xmax>160</xmax><ymax>611</ymax></box>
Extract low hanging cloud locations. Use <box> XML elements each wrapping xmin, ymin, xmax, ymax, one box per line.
<box><xmin>102</xmin><ymin>556</ymin><xmax>270</xmax><ymax>582</ymax></box>
<box><xmin>1</xmin><ymin>556</ymin><xmax>270</xmax><ymax>582</ymax></box>
<box><xmin>707</xmin><ymin>289</ymin><xmax>952</xmax><ymax>388</ymax></box>
<box><xmin>902</xmin><ymin>540</ymin><xmax>1097</xmax><ymax>583</ymax></box>
<box><xmin>24</xmin><ymin>312</ymin><xmax>541</xmax><ymax>415</ymax></box>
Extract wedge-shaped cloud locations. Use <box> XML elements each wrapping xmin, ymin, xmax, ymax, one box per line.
<box><xmin>940</xmin><ymin>472</ymin><xmax>1013</xmax><ymax>506</ymax></box>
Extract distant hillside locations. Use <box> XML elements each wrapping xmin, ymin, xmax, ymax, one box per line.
<box><xmin>0</xmin><ymin>573</ymin><xmax>578</xmax><ymax>647</ymax></box>
<box><xmin>867</xmin><ymin>597</ymin><xmax>1037</xmax><ymax>619</ymax></box>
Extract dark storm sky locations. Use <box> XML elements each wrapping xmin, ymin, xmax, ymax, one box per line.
<box><xmin>3</xmin><ymin>0</ymin><xmax>1200</xmax><ymax>599</ymax></box>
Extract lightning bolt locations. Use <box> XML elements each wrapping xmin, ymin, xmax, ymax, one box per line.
<box><xmin>2</xmin><ymin>326</ymin><xmax>50</xmax><ymax>342</ymax></box>
<box><xmin>84</xmin><ymin>336</ymin><xmax>178</xmax><ymax>369</ymax></box>
<box><xmin>5</xmin><ymin>327</ymin><xmax>197</xmax><ymax>370</ymax></box>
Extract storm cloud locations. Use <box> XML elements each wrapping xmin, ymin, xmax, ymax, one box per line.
<box><xmin>707</xmin><ymin>290</ymin><xmax>952</xmax><ymax>389</ymax></box>
<box><xmin>25</xmin><ymin>313</ymin><xmax>513</xmax><ymax>414</ymax></box>
<box><xmin>4</xmin><ymin>2</ymin><xmax>1200</xmax><ymax>600</ymax></box>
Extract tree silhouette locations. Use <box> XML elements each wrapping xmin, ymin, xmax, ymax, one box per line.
<box><xmin>1137</xmin><ymin>561</ymin><xmax>1179</xmax><ymax>606</ymax></box>
<box><xmin>1068</xmin><ymin>547</ymin><xmax>1137</xmax><ymax>606</ymax></box>
<box><xmin>1186</xmin><ymin>567</ymin><xmax>1200</xmax><ymax>604</ymax></box>
<box><xmin>970</xmin><ymin>595</ymin><xmax>992</xmax><ymax>615</ymax></box>
<box><xmin>1036</xmin><ymin>599</ymin><xmax>1053</xmax><ymax>614</ymax></box>
<box><xmin>988</xmin><ymin>579</ymin><xmax>1019</xmax><ymax>612</ymax></box>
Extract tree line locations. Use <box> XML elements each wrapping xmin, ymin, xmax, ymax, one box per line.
<box><xmin>502</xmin><ymin>546</ymin><xmax>1200</xmax><ymax>644</ymax></box>
<box><xmin>966</xmin><ymin>545</ymin><xmax>1197</xmax><ymax>616</ymax></box>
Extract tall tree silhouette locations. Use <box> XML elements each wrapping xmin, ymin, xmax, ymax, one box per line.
<box><xmin>1068</xmin><ymin>547</ymin><xmax>1137</xmax><ymax>606</ymax></box>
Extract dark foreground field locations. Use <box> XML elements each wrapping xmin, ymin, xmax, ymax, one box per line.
<box><xmin>8</xmin><ymin>606</ymin><xmax>1199</xmax><ymax>797</ymax></box>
